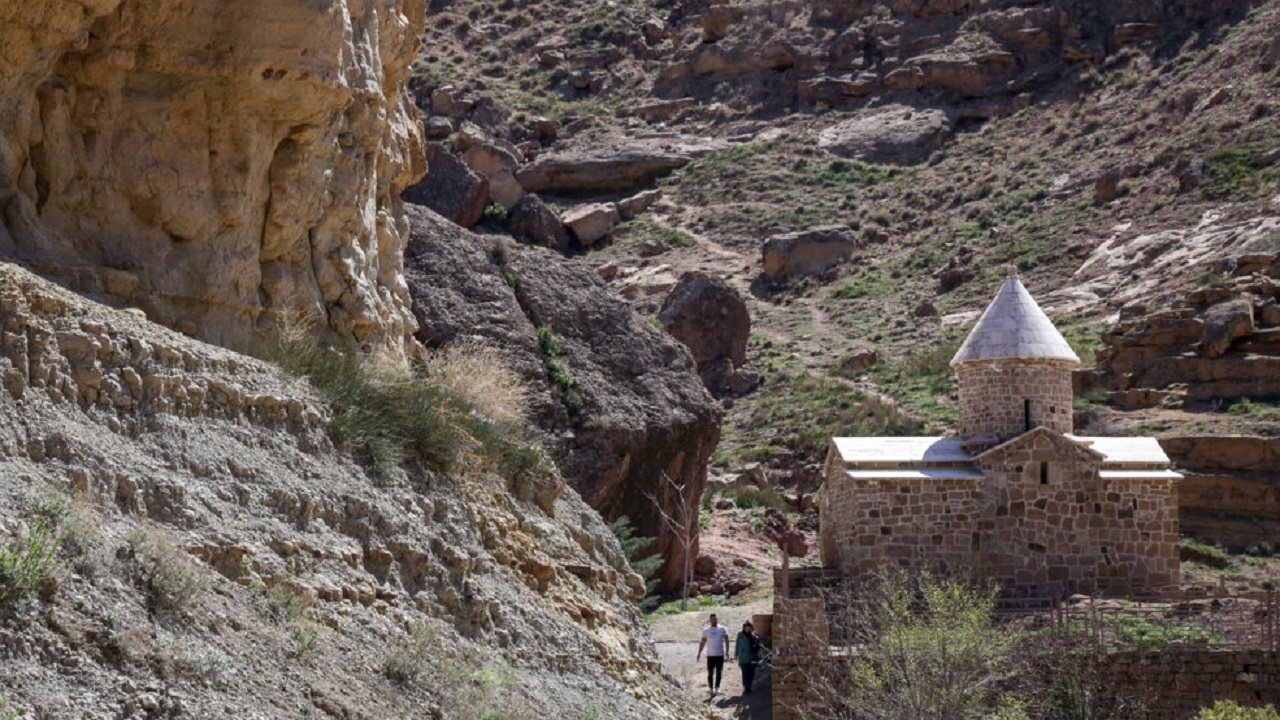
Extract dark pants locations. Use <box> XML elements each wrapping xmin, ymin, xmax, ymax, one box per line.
<box><xmin>740</xmin><ymin>662</ymin><xmax>756</xmax><ymax>693</ymax></box>
<box><xmin>706</xmin><ymin>655</ymin><xmax>724</xmax><ymax>690</ymax></box>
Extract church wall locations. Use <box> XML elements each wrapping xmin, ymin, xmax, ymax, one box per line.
<box><xmin>975</xmin><ymin>436</ymin><xmax>1180</xmax><ymax>596</ymax></box>
<box><xmin>956</xmin><ymin>358</ymin><xmax>1075</xmax><ymax>440</ymax></box>
<box><xmin>819</xmin><ymin>436</ymin><xmax>1179</xmax><ymax>595</ymax></box>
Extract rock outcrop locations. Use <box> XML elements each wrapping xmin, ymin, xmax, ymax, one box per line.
<box><xmin>762</xmin><ymin>225</ymin><xmax>861</xmax><ymax>279</ymax></box>
<box><xmin>1087</xmin><ymin>252</ymin><xmax>1280</xmax><ymax>406</ymax></box>
<box><xmin>659</xmin><ymin>273</ymin><xmax>753</xmax><ymax>395</ymax></box>
<box><xmin>1160</xmin><ymin>435</ymin><xmax>1280</xmax><ymax>548</ymax></box>
<box><xmin>403</xmin><ymin>206</ymin><xmax>722</xmax><ymax>589</ymax></box>
<box><xmin>516</xmin><ymin>146</ymin><xmax>694</xmax><ymax>194</ymax></box>
<box><xmin>0</xmin><ymin>0</ymin><xmax>425</xmax><ymax>358</ymax></box>
<box><xmin>403</xmin><ymin>144</ymin><xmax>489</xmax><ymax>228</ymax></box>
<box><xmin>0</xmin><ymin>261</ymin><xmax>708</xmax><ymax>718</ymax></box>
<box><xmin>818</xmin><ymin>106</ymin><xmax>952</xmax><ymax>165</ymax></box>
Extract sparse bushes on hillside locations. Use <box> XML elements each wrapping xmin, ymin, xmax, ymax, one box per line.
<box><xmin>273</xmin><ymin>332</ymin><xmax>554</xmax><ymax>483</ymax></box>
<box><xmin>383</xmin><ymin>619</ymin><xmax>529</xmax><ymax>718</ymax></box>
<box><xmin>130</xmin><ymin>529</ymin><xmax>209</xmax><ymax>618</ymax></box>
<box><xmin>0</xmin><ymin>516</ymin><xmax>61</xmax><ymax>607</ymax></box>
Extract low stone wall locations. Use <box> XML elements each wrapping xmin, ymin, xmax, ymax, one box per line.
<box><xmin>1103</xmin><ymin>650</ymin><xmax>1280</xmax><ymax>718</ymax></box>
<box><xmin>772</xmin><ymin>656</ymin><xmax>822</xmax><ymax>720</ymax></box>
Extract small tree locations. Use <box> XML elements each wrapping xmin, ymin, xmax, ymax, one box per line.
<box><xmin>807</xmin><ymin>570</ymin><xmax>1026</xmax><ymax>720</ymax></box>
<box><xmin>647</xmin><ymin>472</ymin><xmax>696</xmax><ymax>611</ymax></box>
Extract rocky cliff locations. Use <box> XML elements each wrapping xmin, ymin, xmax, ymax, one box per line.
<box><xmin>0</xmin><ymin>261</ymin><xmax>708</xmax><ymax>719</ymax></box>
<box><xmin>402</xmin><ymin>206</ymin><xmax>722</xmax><ymax>589</ymax></box>
<box><xmin>0</xmin><ymin>0</ymin><xmax>424</xmax><ymax>358</ymax></box>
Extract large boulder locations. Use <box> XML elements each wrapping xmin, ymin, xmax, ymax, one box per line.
<box><xmin>404</xmin><ymin>206</ymin><xmax>722</xmax><ymax>590</ymax></box>
<box><xmin>659</xmin><ymin>272</ymin><xmax>750</xmax><ymax>373</ymax></box>
<box><xmin>402</xmin><ymin>144</ymin><xmax>489</xmax><ymax>228</ymax></box>
<box><xmin>563</xmin><ymin>203</ymin><xmax>621</xmax><ymax>246</ymax></box>
<box><xmin>509</xmin><ymin>195</ymin><xmax>571</xmax><ymax>253</ymax></box>
<box><xmin>1202</xmin><ymin>298</ymin><xmax>1254</xmax><ymax>358</ymax></box>
<box><xmin>517</xmin><ymin>147</ymin><xmax>692</xmax><ymax>194</ymax></box>
<box><xmin>761</xmin><ymin>225</ymin><xmax>860</xmax><ymax>279</ymax></box>
<box><xmin>818</xmin><ymin>105</ymin><xmax>952</xmax><ymax>165</ymax></box>
<box><xmin>462</xmin><ymin>143</ymin><xmax>526</xmax><ymax>209</ymax></box>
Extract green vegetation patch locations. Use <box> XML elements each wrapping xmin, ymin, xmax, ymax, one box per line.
<box><xmin>274</xmin><ymin>336</ymin><xmax>553</xmax><ymax>482</ymax></box>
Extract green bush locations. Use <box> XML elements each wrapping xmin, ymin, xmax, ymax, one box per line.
<box><xmin>818</xmin><ymin>570</ymin><xmax>1025</xmax><ymax>720</ymax></box>
<box><xmin>132</xmin><ymin>530</ymin><xmax>208</xmax><ymax>617</ymax></box>
<box><xmin>1195</xmin><ymin>701</ymin><xmax>1280</xmax><ymax>720</ymax></box>
<box><xmin>535</xmin><ymin>325</ymin><xmax>584</xmax><ymax>416</ymax></box>
<box><xmin>0</xmin><ymin>517</ymin><xmax>61</xmax><ymax>606</ymax></box>
<box><xmin>607</xmin><ymin>515</ymin><xmax>661</xmax><ymax>604</ymax></box>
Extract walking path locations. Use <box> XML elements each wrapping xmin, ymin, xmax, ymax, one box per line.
<box><xmin>649</xmin><ymin>599</ymin><xmax>774</xmax><ymax>719</ymax></box>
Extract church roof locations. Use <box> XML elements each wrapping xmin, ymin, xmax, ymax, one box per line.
<box><xmin>950</xmin><ymin>273</ymin><xmax>1080</xmax><ymax>366</ymax></box>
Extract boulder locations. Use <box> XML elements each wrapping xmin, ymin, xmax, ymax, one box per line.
<box><xmin>402</xmin><ymin>144</ymin><xmax>489</xmax><ymax>228</ymax></box>
<box><xmin>818</xmin><ymin>105</ymin><xmax>952</xmax><ymax>165</ymax></box>
<box><xmin>404</xmin><ymin>206</ymin><xmax>722</xmax><ymax>590</ymax></box>
<box><xmin>462</xmin><ymin>143</ymin><xmax>526</xmax><ymax>209</ymax></box>
<box><xmin>563</xmin><ymin>203</ymin><xmax>621</xmax><ymax>245</ymax></box>
<box><xmin>517</xmin><ymin>147</ymin><xmax>692</xmax><ymax>193</ymax></box>
<box><xmin>1202</xmin><ymin>299</ymin><xmax>1254</xmax><ymax>358</ymax></box>
<box><xmin>839</xmin><ymin>349</ymin><xmax>879</xmax><ymax>375</ymax></box>
<box><xmin>509</xmin><ymin>195</ymin><xmax>571</xmax><ymax>252</ymax></box>
<box><xmin>617</xmin><ymin>189</ymin><xmax>664</xmax><ymax>219</ymax></box>
<box><xmin>694</xmin><ymin>555</ymin><xmax>717</xmax><ymax>577</ymax></box>
<box><xmin>425</xmin><ymin>116</ymin><xmax>453</xmax><ymax>138</ymax></box>
<box><xmin>761</xmin><ymin>225</ymin><xmax>860</xmax><ymax>279</ymax></box>
<box><xmin>658</xmin><ymin>273</ymin><xmax>750</xmax><ymax>372</ymax></box>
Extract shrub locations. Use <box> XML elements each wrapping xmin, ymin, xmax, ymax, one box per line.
<box><xmin>813</xmin><ymin>570</ymin><xmax>1025</xmax><ymax>720</ymax></box>
<box><xmin>383</xmin><ymin>620</ymin><xmax>433</xmax><ymax>687</ymax></box>
<box><xmin>1195</xmin><ymin>701</ymin><xmax>1280</xmax><ymax>720</ymax></box>
<box><xmin>131</xmin><ymin>530</ymin><xmax>208</xmax><ymax>617</ymax></box>
<box><xmin>273</xmin><ymin>333</ymin><xmax>554</xmax><ymax>482</ymax></box>
<box><xmin>607</xmin><ymin>515</ymin><xmax>662</xmax><ymax>604</ymax></box>
<box><xmin>0</xmin><ymin>517</ymin><xmax>62</xmax><ymax>606</ymax></box>
<box><xmin>535</xmin><ymin>325</ymin><xmax>584</xmax><ymax>416</ymax></box>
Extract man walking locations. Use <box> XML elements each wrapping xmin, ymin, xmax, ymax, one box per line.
<box><xmin>696</xmin><ymin>613</ymin><xmax>729</xmax><ymax>697</ymax></box>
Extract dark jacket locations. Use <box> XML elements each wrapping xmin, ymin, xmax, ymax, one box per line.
<box><xmin>735</xmin><ymin>630</ymin><xmax>761</xmax><ymax>665</ymax></box>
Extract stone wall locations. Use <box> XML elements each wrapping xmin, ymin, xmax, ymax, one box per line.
<box><xmin>1103</xmin><ymin>650</ymin><xmax>1280</xmax><ymax>719</ymax></box>
<box><xmin>956</xmin><ymin>358</ymin><xmax>1075</xmax><ymax>440</ymax></box>
<box><xmin>820</xmin><ymin>429</ymin><xmax>1179</xmax><ymax>596</ymax></box>
<box><xmin>976</xmin><ymin>431</ymin><xmax>1179</xmax><ymax>595</ymax></box>
<box><xmin>771</xmin><ymin>656</ymin><xmax>822</xmax><ymax>720</ymax></box>
<box><xmin>820</xmin><ymin>472</ymin><xmax>987</xmax><ymax>575</ymax></box>
<box><xmin>772</xmin><ymin>596</ymin><xmax>828</xmax><ymax>720</ymax></box>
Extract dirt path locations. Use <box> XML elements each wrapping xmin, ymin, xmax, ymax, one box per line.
<box><xmin>649</xmin><ymin>598</ymin><xmax>775</xmax><ymax>720</ymax></box>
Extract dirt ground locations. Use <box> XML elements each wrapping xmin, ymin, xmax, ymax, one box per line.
<box><xmin>650</xmin><ymin>597</ymin><xmax>775</xmax><ymax>720</ymax></box>
<box><xmin>648</xmin><ymin>501</ymin><xmax>790</xmax><ymax>720</ymax></box>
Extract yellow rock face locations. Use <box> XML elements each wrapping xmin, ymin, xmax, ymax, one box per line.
<box><xmin>0</xmin><ymin>0</ymin><xmax>426</xmax><ymax>359</ymax></box>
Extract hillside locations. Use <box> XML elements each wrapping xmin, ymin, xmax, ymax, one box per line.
<box><xmin>410</xmin><ymin>0</ymin><xmax>1280</xmax><ymax>477</ymax></box>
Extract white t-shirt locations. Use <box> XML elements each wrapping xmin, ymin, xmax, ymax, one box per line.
<box><xmin>702</xmin><ymin>625</ymin><xmax>729</xmax><ymax>656</ymax></box>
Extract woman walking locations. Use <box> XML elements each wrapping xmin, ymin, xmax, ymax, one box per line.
<box><xmin>735</xmin><ymin>621</ymin><xmax>762</xmax><ymax>695</ymax></box>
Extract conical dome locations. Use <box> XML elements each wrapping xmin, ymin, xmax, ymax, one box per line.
<box><xmin>950</xmin><ymin>273</ymin><xmax>1079</xmax><ymax>366</ymax></box>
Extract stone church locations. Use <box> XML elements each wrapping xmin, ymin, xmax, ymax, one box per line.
<box><xmin>818</xmin><ymin>272</ymin><xmax>1181</xmax><ymax>597</ymax></box>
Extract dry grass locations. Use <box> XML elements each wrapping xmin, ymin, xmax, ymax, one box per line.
<box><xmin>423</xmin><ymin>340</ymin><xmax>529</xmax><ymax>426</ymax></box>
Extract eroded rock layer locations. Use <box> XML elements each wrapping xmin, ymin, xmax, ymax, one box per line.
<box><xmin>0</xmin><ymin>260</ymin><xmax>706</xmax><ymax>719</ymax></box>
<box><xmin>0</xmin><ymin>0</ymin><xmax>425</xmax><ymax>358</ymax></box>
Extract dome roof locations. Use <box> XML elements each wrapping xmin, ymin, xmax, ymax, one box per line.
<box><xmin>950</xmin><ymin>273</ymin><xmax>1080</xmax><ymax>366</ymax></box>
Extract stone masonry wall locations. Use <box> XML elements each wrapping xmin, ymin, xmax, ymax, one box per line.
<box><xmin>820</xmin><ymin>431</ymin><xmax>1179</xmax><ymax>595</ymax></box>
<box><xmin>956</xmin><ymin>358</ymin><xmax>1075</xmax><ymax>440</ymax></box>
<box><xmin>820</xmin><ymin>473</ymin><xmax>987</xmax><ymax>574</ymax></box>
<box><xmin>976</xmin><ymin>432</ymin><xmax>1179</xmax><ymax>595</ymax></box>
<box><xmin>1103</xmin><ymin>650</ymin><xmax>1280</xmax><ymax>719</ymax></box>
<box><xmin>772</xmin><ymin>597</ymin><xmax>828</xmax><ymax>720</ymax></box>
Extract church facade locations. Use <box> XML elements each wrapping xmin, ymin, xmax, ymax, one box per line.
<box><xmin>818</xmin><ymin>273</ymin><xmax>1181</xmax><ymax>596</ymax></box>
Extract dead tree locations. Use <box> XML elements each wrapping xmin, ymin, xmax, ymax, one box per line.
<box><xmin>647</xmin><ymin>471</ymin><xmax>696</xmax><ymax>611</ymax></box>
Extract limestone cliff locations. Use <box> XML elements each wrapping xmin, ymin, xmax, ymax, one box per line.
<box><xmin>0</xmin><ymin>261</ymin><xmax>708</xmax><ymax>719</ymax></box>
<box><xmin>0</xmin><ymin>0</ymin><xmax>425</xmax><ymax>358</ymax></box>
